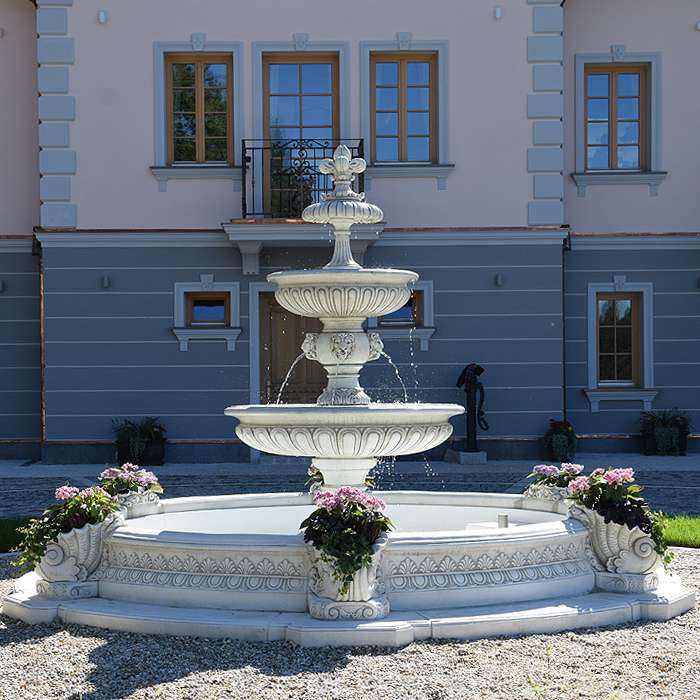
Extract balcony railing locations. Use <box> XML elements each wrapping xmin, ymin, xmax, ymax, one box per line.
<box><xmin>241</xmin><ymin>138</ymin><xmax>364</xmax><ymax>219</ymax></box>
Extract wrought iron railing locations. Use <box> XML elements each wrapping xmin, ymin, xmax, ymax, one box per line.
<box><xmin>241</xmin><ymin>138</ymin><xmax>364</xmax><ymax>219</ymax></box>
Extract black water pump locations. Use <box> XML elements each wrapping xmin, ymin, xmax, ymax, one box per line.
<box><xmin>456</xmin><ymin>363</ymin><xmax>489</xmax><ymax>453</ymax></box>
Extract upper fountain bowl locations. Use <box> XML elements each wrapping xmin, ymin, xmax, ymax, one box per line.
<box><xmin>268</xmin><ymin>267</ymin><xmax>419</xmax><ymax>324</ymax></box>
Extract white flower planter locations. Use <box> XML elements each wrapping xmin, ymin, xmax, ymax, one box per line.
<box><xmin>570</xmin><ymin>505</ymin><xmax>662</xmax><ymax>593</ymax></box>
<box><xmin>307</xmin><ymin>534</ymin><xmax>389</xmax><ymax>619</ymax></box>
<box><xmin>523</xmin><ymin>482</ymin><xmax>571</xmax><ymax>502</ymax></box>
<box><xmin>35</xmin><ymin>513</ymin><xmax>123</xmax><ymax>599</ymax></box>
<box><xmin>115</xmin><ymin>489</ymin><xmax>160</xmax><ymax>518</ymax></box>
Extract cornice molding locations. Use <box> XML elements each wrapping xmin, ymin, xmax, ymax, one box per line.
<box><xmin>572</xmin><ymin>234</ymin><xmax>700</xmax><ymax>250</ymax></box>
<box><xmin>36</xmin><ymin>230</ymin><xmax>229</xmax><ymax>247</ymax></box>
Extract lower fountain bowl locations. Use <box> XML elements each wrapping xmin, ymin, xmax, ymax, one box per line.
<box><xmin>225</xmin><ymin>403</ymin><xmax>464</xmax><ymax>459</ymax></box>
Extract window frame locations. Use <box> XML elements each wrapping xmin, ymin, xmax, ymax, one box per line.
<box><xmin>184</xmin><ymin>291</ymin><xmax>231</xmax><ymax>328</ymax></box>
<box><xmin>261</xmin><ymin>52</ymin><xmax>340</xmax><ymax>143</ymax></box>
<box><xmin>595</xmin><ymin>291</ymin><xmax>641</xmax><ymax>388</ymax></box>
<box><xmin>165</xmin><ymin>52</ymin><xmax>234</xmax><ymax>166</ymax></box>
<box><xmin>584</xmin><ymin>63</ymin><xmax>649</xmax><ymax>173</ymax></box>
<box><xmin>369</xmin><ymin>52</ymin><xmax>438</xmax><ymax>164</ymax></box>
<box><xmin>377</xmin><ymin>290</ymin><xmax>425</xmax><ymax>329</ymax></box>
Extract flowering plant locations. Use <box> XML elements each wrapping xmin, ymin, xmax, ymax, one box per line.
<box><xmin>98</xmin><ymin>463</ymin><xmax>163</xmax><ymax>497</ymax></box>
<box><xmin>300</xmin><ymin>487</ymin><xmax>393</xmax><ymax>594</ymax></box>
<box><xmin>528</xmin><ymin>462</ymin><xmax>584</xmax><ymax>488</ymax></box>
<box><xmin>14</xmin><ymin>485</ymin><xmax>119</xmax><ymax>573</ymax></box>
<box><xmin>567</xmin><ymin>468</ymin><xmax>671</xmax><ymax>566</ymax></box>
<box><xmin>543</xmin><ymin>419</ymin><xmax>577</xmax><ymax>461</ymax></box>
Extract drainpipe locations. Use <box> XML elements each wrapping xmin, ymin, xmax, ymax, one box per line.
<box><xmin>561</xmin><ymin>230</ymin><xmax>572</xmax><ymax>422</ymax></box>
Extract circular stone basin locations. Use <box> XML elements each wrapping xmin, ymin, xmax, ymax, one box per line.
<box><xmin>225</xmin><ymin>403</ymin><xmax>464</xmax><ymax>458</ymax></box>
<box><xmin>98</xmin><ymin>492</ymin><xmax>593</xmax><ymax>615</ymax></box>
<box><xmin>268</xmin><ymin>267</ymin><xmax>419</xmax><ymax>320</ymax></box>
<box><xmin>125</xmin><ymin>502</ymin><xmax>566</xmax><ymax>537</ymax></box>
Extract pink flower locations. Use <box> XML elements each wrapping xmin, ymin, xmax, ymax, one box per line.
<box><xmin>55</xmin><ymin>485</ymin><xmax>79</xmax><ymax>501</ymax></box>
<box><xmin>560</xmin><ymin>463</ymin><xmax>584</xmax><ymax>474</ymax></box>
<box><xmin>569</xmin><ymin>476</ymin><xmax>591</xmax><ymax>493</ymax></box>
<box><xmin>78</xmin><ymin>486</ymin><xmax>110</xmax><ymax>499</ymax></box>
<box><xmin>590</xmin><ymin>468</ymin><xmax>605</xmax><ymax>477</ymax></box>
<box><xmin>603</xmin><ymin>468</ymin><xmax>635</xmax><ymax>485</ymax></box>
<box><xmin>532</xmin><ymin>464</ymin><xmax>559</xmax><ymax>477</ymax></box>
<box><xmin>312</xmin><ymin>486</ymin><xmax>386</xmax><ymax>513</ymax></box>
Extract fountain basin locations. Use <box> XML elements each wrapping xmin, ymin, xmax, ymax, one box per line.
<box><xmin>269</xmin><ymin>268</ymin><xmax>418</xmax><ymax>325</ymax></box>
<box><xmin>90</xmin><ymin>491</ymin><xmax>593</xmax><ymax>613</ymax></box>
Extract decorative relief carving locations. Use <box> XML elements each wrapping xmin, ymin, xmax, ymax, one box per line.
<box><xmin>190</xmin><ymin>33</ymin><xmax>206</xmax><ymax>51</ymax></box>
<box><xmin>329</xmin><ymin>333</ymin><xmax>355</xmax><ymax>362</ymax></box>
<box><xmin>396</xmin><ymin>32</ymin><xmax>413</xmax><ymax>50</ymax></box>
<box><xmin>522</xmin><ymin>483</ymin><xmax>571</xmax><ymax>502</ymax></box>
<box><xmin>116</xmin><ymin>490</ymin><xmax>160</xmax><ymax>519</ymax></box>
<box><xmin>569</xmin><ymin>506</ymin><xmax>661</xmax><ymax>575</ymax></box>
<box><xmin>610</xmin><ymin>44</ymin><xmax>626</xmax><ymax>61</ymax></box>
<box><xmin>317</xmin><ymin>387</ymin><xmax>370</xmax><ymax>406</ymax></box>
<box><xmin>292</xmin><ymin>32</ymin><xmax>310</xmax><ymax>51</ymax></box>
<box><xmin>367</xmin><ymin>332</ymin><xmax>384</xmax><ymax>361</ymax></box>
<box><xmin>301</xmin><ymin>333</ymin><xmax>319</xmax><ymax>360</ymax></box>
<box><xmin>274</xmin><ymin>285</ymin><xmax>411</xmax><ymax>321</ymax></box>
<box><xmin>235</xmin><ymin>423</ymin><xmax>453</xmax><ymax>458</ymax></box>
<box><xmin>97</xmin><ymin>547</ymin><xmax>308</xmax><ymax>593</ymax></box>
<box><xmin>385</xmin><ymin>542</ymin><xmax>587</xmax><ymax>592</ymax></box>
<box><xmin>35</xmin><ymin>513</ymin><xmax>123</xmax><ymax>585</ymax></box>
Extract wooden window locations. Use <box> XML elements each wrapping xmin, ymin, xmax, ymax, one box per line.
<box><xmin>585</xmin><ymin>64</ymin><xmax>648</xmax><ymax>172</ymax></box>
<box><xmin>378</xmin><ymin>291</ymin><xmax>424</xmax><ymax>328</ymax></box>
<box><xmin>597</xmin><ymin>292</ymin><xmax>641</xmax><ymax>386</ymax></box>
<box><xmin>370</xmin><ymin>52</ymin><xmax>437</xmax><ymax>164</ymax></box>
<box><xmin>262</xmin><ymin>53</ymin><xmax>340</xmax><ymax>143</ymax></box>
<box><xmin>185</xmin><ymin>292</ymin><xmax>230</xmax><ymax>328</ymax></box>
<box><xmin>166</xmin><ymin>53</ymin><xmax>234</xmax><ymax>165</ymax></box>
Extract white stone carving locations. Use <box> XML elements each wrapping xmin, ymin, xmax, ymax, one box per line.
<box><xmin>35</xmin><ymin>513</ymin><xmax>123</xmax><ymax>598</ymax></box>
<box><xmin>368</xmin><ymin>332</ymin><xmax>384</xmax><ymax>361</ymax></box>
<box><xmin>116</xmin><ymin>490</ymin><xmax>160</xmax><ymax>519</ymax></box>
<box><xmin>329</xmin><ymin>332</ymin><xmax>355</xmax><ymax>361</ymax></box>
<box><xmin>570</xmin><ymin>505</ymin><xmax>661</xmax><ymax>592</ymax></box>
<box><xmin>190</xmin><ymin>33</ymin><xmax>206</xmax><ymax>51</ymax></box>
<box><xmin>610</xmin><ymin>44</ymin><xmax>626</xmax><ymax>61</ymax></box>
<box><xmin>301</xmin><ymin>333</ymin><xmax>318</xmax><ymax>360</ymax></box>
<box><xmin>396</xmin><ymin>32</ymin><xmax>413</xmax><ymax>50</ymax></box>
<box><xmin>523</xmin><ymin>483</ymin><xmax>571</xmax><ymax>502</ymax></box>
<box><xmin>292</xmin><ymin>32</ymin><xmax>309</xmax><ymax>50</ymax></box>
<box><xmin>236</xmin><ymin>422</ymin><xmax>453</xmax><ymax>459</ymax></box>
<box><xmin>307</xmin><ymin>535</ymin><xmax>389</xmax><ymax>620</ymax></box>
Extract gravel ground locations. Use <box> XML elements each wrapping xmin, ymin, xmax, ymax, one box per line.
<box><xmin>0</xmin><ymin>550</ymin><xmax>698</xmax><ymax>700</ymax></box>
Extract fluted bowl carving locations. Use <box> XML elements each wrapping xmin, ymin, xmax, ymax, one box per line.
<box><xmin>269</xmin><ymin>268</ymin><xmax>418</xmax><ymax>320</ymax></box>
<box><xmin>226</xmin><ymin>403</ymin><xmax>463</xmax><ymax>459</ymax></box>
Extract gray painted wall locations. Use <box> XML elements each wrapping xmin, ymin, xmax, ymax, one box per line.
<box><xmin>564</xmin><ymin>247</ymin><xmax>700</xmax><ymax>437</ymax></box>
<box><xmin>0</xmin><ymin>249</ymin><xmax>41</xmax><ymax>448</ymax></box>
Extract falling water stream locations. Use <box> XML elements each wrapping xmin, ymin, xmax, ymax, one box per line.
<box><xmin>379</xmin><ymin>351</ymin><xmax>408</xmax><ymax>402</ymax></box>
<box><xmin>275</xmin><ymin>352</ymin><xmax>306</xmax><ymax>404</ymax></box>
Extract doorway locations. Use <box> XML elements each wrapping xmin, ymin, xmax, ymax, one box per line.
<box><xmin>259</xmin><ymin>292</ymin><xmax>325</xmax><ymax>404</ymax></box>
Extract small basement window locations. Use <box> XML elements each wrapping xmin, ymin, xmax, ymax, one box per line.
<box><xmin>378</xmin><ymin>290</ymin><xmax>424</xmax><ymax>327</ymax></box>
<box><xmin>185</xmin><ymin>292</ymin><xmax>230</xmax><ymax>327</ymax></box>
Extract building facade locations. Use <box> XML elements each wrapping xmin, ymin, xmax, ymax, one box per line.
<box><xmin>0</xmin><ymin>0</ymin><xmax>698</xmax><ymax>462</ymax></box>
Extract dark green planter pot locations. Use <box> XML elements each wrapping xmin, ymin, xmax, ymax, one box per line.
<box><xmin>641</xmin><ymin>428</ymin><xmax>688</xmax><ymax>456</ymax></box>
<box><xmin>116</xmin><ymin>439</ymin><xmax>166</xmax><ymax>466</ymax></box>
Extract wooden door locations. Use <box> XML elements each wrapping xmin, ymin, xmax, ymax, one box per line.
<box><xmin>260</xmin><ymin>293</ymin><xmax>325</xmax><ymax>404</ymax></box>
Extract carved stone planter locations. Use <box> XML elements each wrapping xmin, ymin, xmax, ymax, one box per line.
<box><xmin>307</xmin><ymin>534</ymin><xmax>389</xmax><ymax>620</ymax></box>
<box><xmin>115</xmin><ymin>490</ymin><xmax>160</xmax><ymax>519</ymax></box>
<box><xmin>35</xmin><ymin>513</ymin><xmax>123</xmax><ymax>599</ymax></box>
<box><xmin>570</xmin><ymin>505</ymin><xmax>661</xmax><ymax>593</ymax></box>
<box><xmin>523</xmin><ymin>483</ymin><xmax>571</xmax><ymax>502</ymax></box>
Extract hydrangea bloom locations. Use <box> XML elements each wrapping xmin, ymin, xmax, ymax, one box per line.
<box><xmin>312</xmin><ymin>486</ymin><xmax>386</xmax><ymax>513</ymax></box>
<box><xmin>603</xmin><ymin>468</ymin><xmax>635</xmax><ymax>485</ymax></box>
<box><xmin>99</xmin><ymin>463</ymin><xmax>160</xmax><ymax>490</ymax></box>
<box><xmin>569</xmin><ymin>476</ymin><xmax>591</xmax><ymax>493</ymax></box>
<box><xmin>55</xmin><ymin>485</ymin><xmax>80</xmax><ymax>501</ymax></box>
<box><xmin>78</xmin><ymin>486</ymin><xmax>110</xmax><ymax>498</ymax></box>
<box><xmin>532</xmin><ymin>464</ymin><xmax>560</xmax><ymax>477</ymax></box>
<box><xmin>560</xmin><ymin>463</ymin><xmax>584</xmax><ymax>474</ymax></box>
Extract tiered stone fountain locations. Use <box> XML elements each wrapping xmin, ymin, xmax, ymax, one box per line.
<box><xmin>226</xmin><ymin>145</ymin><xmax>463</xmax><ymax>490</ymax></box>
<box><xmin>2</xmin><ymin>146</ymin><xmax>693</xmax><ymax>646</ymax></box>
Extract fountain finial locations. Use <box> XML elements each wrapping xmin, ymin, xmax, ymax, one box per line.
<box><xmin>303</xmin><ymin>144</ymin><xmax>383</xmax><ymax>270</ymax></box>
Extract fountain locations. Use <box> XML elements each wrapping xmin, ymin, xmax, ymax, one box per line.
<box><xmin>3</xmin><ymin>146</ymin><xmax>693</xmax><ymax>646</ymax></box>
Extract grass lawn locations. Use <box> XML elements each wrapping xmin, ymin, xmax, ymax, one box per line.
<box><xmin>664</xmin><ymin>515</ymin><xmax>700</xmax><ymax>548</ymax></box>
<box><xmin>0</xmin><ymin>518</ymin><xmax>30</xmax><ymax>554</ymax></box>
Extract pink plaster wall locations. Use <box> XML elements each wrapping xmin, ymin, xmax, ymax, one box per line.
<box><xmin>67</xmin><ymin>0</ymin><xmax>532</xmax><ymax>229</ymax></box>
<box><xmin>564</xmin><ymin>0</ymin><xmax>700</xmax><ymax>233</ymax></box>
<box><xmin>0</xmin><ymin>0</ymin><xmax>38</xmax><ymax>234</ymax></box>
